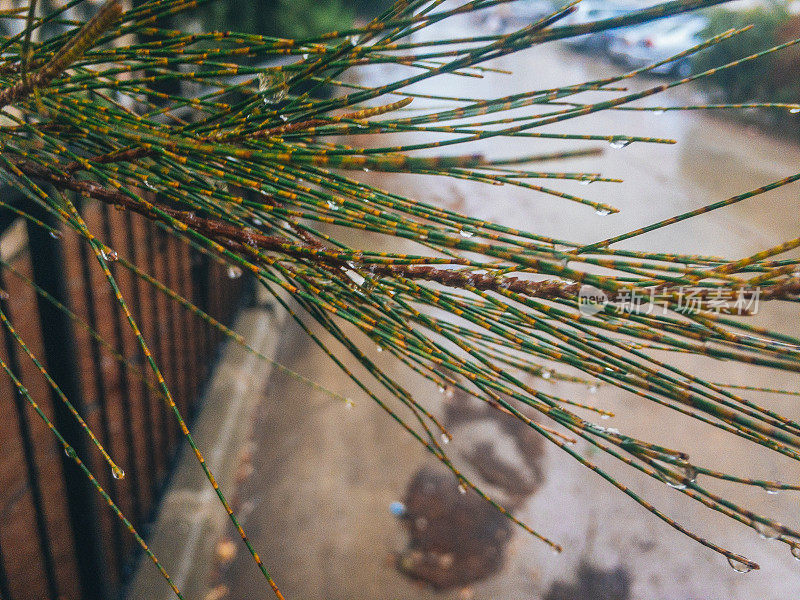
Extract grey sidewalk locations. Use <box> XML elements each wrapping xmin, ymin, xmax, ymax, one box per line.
<box><xmin>126</xmin><ymin>295</ymin><xmax>286</xmax><ymax>600</ymax></box>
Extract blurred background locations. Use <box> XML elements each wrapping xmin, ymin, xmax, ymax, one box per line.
<box><xmin>200</xmin><ymin>2</ymin><xmax>800</xmax><ymax>600</ymax></box>
<box><xmin>1</xmin><ymin>2</ymin><xmax>800</xmax><ymax>600</ymax></box>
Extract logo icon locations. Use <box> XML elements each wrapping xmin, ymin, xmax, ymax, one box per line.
<box><xmin>578</xmin><ymin>285</ymin><xmax>608</xmax><ymax>316</ymax></box>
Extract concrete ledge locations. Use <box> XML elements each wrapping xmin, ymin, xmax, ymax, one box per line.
<box><xmin>126</xmin><ymin>296</ymin><xmax>286</xmax><ymax>600</ymax></box>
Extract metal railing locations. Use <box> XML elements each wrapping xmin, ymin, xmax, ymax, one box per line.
<box><xmin>0</xmin><ymin>191</ymin><xmax>244</xmax><ymax>600</ymax></box>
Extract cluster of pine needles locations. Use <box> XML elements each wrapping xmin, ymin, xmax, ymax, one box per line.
<box><xmin>3</xmin><ymin>0</ymin><xmax>800</xmax><ymax>595</ymax></box>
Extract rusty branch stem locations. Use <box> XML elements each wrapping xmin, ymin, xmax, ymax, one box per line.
<box><xmin>9</xmin><ymin>159</ymin><xmax>796</xmax><ymax>306</ymax></box>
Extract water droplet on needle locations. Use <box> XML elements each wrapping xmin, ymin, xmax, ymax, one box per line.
<box><xmin>727</xmin><ymin>556</ymin><xmax>753</xmax><ymax>573</ymax></box>
<box><xmin>791</xmin><ymin>543</ymin><xmax>800</xmax><ymax>561</ymax></box>
<box><xmin>101</xmin><ymin>249</ymin><xmax>118</xmax><ymax>262</ymax></box>
<box><xmin>754</xmin><ymin>521</ymin><xmax>780</xmax><ymax>540</ymax></box>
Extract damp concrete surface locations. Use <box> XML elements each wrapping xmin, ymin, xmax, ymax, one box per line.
<box><xmin>215</xmin><ymin>11</ymin><xmax>800</xmax><ymax>600</ymax></box>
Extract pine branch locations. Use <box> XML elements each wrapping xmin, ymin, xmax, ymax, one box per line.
<box><xmin>4</xmin><ymin>0</ymin><xmax>800</xmax><ymax>591</ymax></box>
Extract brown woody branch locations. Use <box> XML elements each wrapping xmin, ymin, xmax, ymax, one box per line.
<box><xmin>12</xmin><ymin>159</ymin><xmax>583</xmax><ymax>301</ymax></box>
<box><xmin>9</xmin><ymin>159</ymin><xmax>799</xmax><ymax>306</ymax></box>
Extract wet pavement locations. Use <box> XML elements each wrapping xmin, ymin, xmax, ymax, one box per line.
<box><xmin>219</xmin><ymin>15</ymin><xmax>800</xmax><ymax>600</ymax></box>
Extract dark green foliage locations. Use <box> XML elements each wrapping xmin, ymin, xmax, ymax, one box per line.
<box><xmin>694</xmin><ymin>3</ymin><xmax>792</xmax><ymax>102</ymax></box>
<box><xmin>200</xmin><ymin>0</ymin><xmax>354</xmax><ymax>38</ymax></box>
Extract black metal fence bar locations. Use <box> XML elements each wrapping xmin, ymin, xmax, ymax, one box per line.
<box><xmin>158</xmin><ymin>229</ymin><xmax>184</xmax><ymax>419</ymax></box>
<box><xmin>100</xmin><ymin>204</ymin><xmax>147</xmax><ymax>530</ymax></box>
<box><xmin>26</xmin><ymin>209</ymin><xmax>111</xmax><ymax>600</ymax></box>
<box><xmin>75</xmin><ymin>209</ymin><xmax>128</xmax><ymax>581</ymax></box>
<box><xmin>0</xmin><ymin>540</ymin><xmax>9</xmax><ymax>600</ymax></box>
<box><xmin>143</xmin><ymin>220</ymin><xmax>173</xmax><ymax>470</ymax></box>
<box><xmin>122</xmin><ymin>210</ymin><xmax>159</xmax><ymax>502</ymax></box>
<box><xmin>175</xmin><ymin>240</ymin><xmax>198</xmax><ymax>417</ymax></box>
<box><xmin>0</xmin><ymin>185</ymin><xmax>242</xmax><ymax>599</ymax></box>
<box><xmin>0</xmin><ymin>269</ymin><xmax>60</xmax><ymax>600</ymax></box>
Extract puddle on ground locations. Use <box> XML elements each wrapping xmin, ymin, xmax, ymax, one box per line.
<box><xmin>393</xmin><ymin>376</ymin><xmax>548</xmax><ymax>591</ymax></box>
<box><xmin>543</xmin><ymin>562</ymin><xmax>632</xmax><ymax>600</ymax></box>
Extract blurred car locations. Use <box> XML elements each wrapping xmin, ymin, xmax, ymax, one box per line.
<box><xmin>560</xmin><ymin>1</ymin><xmax>631</xmax><ymax>51</ymax></box>
<box><xmin>607</xmin><ymin>16</ymin><xmax>708</xmax><ymax>76</ymax></box>
<box><xmin>502</xmin><ymin>0</ymin><xmax>557</xmax><ymax>24</ymax></box>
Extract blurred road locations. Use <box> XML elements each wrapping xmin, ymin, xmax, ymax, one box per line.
<box><xmin>220</xmin><ymin>17</ymin><xmax>800</xmax><ymax>600</ymax></box>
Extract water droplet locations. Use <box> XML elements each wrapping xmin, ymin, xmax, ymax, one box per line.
<box><xmin>376</xmin><ymin>345</ymin><xmax>383</xmax><ymax>353</ymax></box>
<box><xmin>440</xmin><ymin>433</ymin><xmax>451</xmax><ymax>445</ymax></box>
<box><xmin>754</xmin><ymin>521</ymin><xmax>780</xmax><ymax>540</ymax></box>
<box><xmin>347</xmin><ymin>34</ymin><xmax>361</xmax><ymax>46</ymax></box>
<box><xmin>661</xmin><ymin>466</ymin><xmax>695</xmax><ymax>490</ymax></box>
<box><xmin>227</xmin><ymin>266</ymin><xmax>243</xmax><ymax>279</ymax></box>
<box><xmin>458</xmin><ymin>483</ymin><xmax>467</xmax><ymax>495</ymax></box>
<box><xmin>595</xmin><ymin>208</ymin><xmax>612</xmax><ymax>216</ymax></box>
<box><xmin>763</xmin><ymin>484</ymin><xmax>781</xmax><ymax>495</ymax></box>
<box><xmin>302</xmin><ymin>53</ymin><xmax>309</xmax><ymax>60</ymax></box>
<box><xmin>578</xmin><ymin>179</ymin><xmax>591</xmax><ymax>186</ymax></box>
<box><xmin>682</xmin><ymin>464</ymin><xmax>698</xmax><ymax>484</ymax></box>
<box><xmin>49</xmin><ymin>229</ymin><xmax>63</xmax><ymax>240</ymax></box>
<box><xmin>790</xmin><ymin>107</ymin><xmax>800</xmax><ymax>114</ymax></box>
<box><xmin>101</xmin><ymin>249</ymin><xmax>118</xmax><ymax>262</ymax></box>
<box><xmin>362</xmin><ymin>167</ymin><xmax>371</xmax><ymax>173</ymax></box>
<box><xmin>438</xmin><ymin>385</ymin><xmax>446</xmax><ymax>393</ymax></box>
<box><xmin>326</xmin><ymin>200</ymin><xmax>339</xmax><ymax>210</ymax></box>
<box><xmin>64</xmin><ymin>447</ymin><xmax>71</xmax><ymax>457</ymax></box>
<box><xmin>343</xmin><ymin>267</ymin><xmax>365</xmax><ymax>286</ymax></box>
<box><xmin>279</xmin><ymin>114</ymin><xmax>288</xmax><ymax>122</ymax></box>
<box><xmin>608</xmin><ymin>140</ymin><xmax>631</xmax><ymax>150</ymax></box>
<box><xmin>589</xmin><ymin>385</ymin><xmax>598</xmax><ymax>394</ymax></box>
<box><xmin>541</xmin><ymin>370</ymin><xmax>552</xmax><ymax>380</ymax></box>
<box><xmin>600</xmin><ymin>413</ymin><xmax>610</xmax><ymax>420</ymax></box>
<box><xmin>258</xmin><ymin>71</ymin><xmax>288</xmax><ymax>105</ymax></box>
<box><xmin>252</xmin><ymin>218</ymin><xmax>263</xmax><ymax>226</ymax></box>
<box><xmin>112</xmin><ymin>467</ymin><xmax>125</xmax><ymax>480</ymax></box>
<box><xmin>607</xmin><ymin>427</ymin><xmax>620</xmax><ymax>435</ymax></box>
<box><xmin>653</xmin><ymin>109</ymin><xmax>666</xmax><ymax>115</ymax></box>
<box><xmin>389</xmin><ymin>501</ymin><xmax>406</xmax><ymax>517</ymax></box>
<box><xmin>791</xmin><ymin>544</ymin><xmax>800</xmax><ymax>561</ymax></box>
<box><xmin>459</xmin><ymin>230</ymin><xmax>474</xmax><ymax>238</ymax></box>
<box><xmin>345</xmin><ymin>399</ymin><xmax>354</xmax><ymax>410</ymax></box>
<box><xmin>727</xmin><ymin>557</ymin><xmax>753</xmax><ymax>573</ymax></box>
